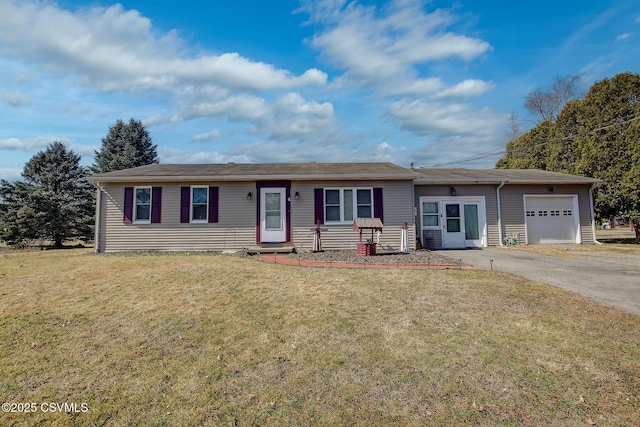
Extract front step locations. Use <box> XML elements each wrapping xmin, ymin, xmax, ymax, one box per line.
<box><xmin>247</xmin><ymin>244</ymin><xmax>296</xmax><ymax>254</ymax></box>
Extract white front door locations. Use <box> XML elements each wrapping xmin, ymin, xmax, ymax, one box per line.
<box><xmin>260</xmin><ymin>188</ymin><xmax>286</xmax><ymax>242</ymax></box>
<box><xmin>443</xmin><ymin>201</ymin><xmax>465</xmax><ymax>249</ymax></box>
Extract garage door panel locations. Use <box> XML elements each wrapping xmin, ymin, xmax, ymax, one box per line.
<box><xmin>525</xmin><ymin>196</ymin><xmax>578</xmax><ymax>244</ymax></box>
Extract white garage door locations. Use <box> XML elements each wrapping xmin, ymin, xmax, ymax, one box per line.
<box><xmin>524</xmin><ymin>196</ymin><xmax>580</xmax><ymax>244</ymax></box>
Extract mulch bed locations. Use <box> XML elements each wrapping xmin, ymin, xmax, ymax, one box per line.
<box><xmin>253</xmin><ymin>249</ymin><xmax>472</xmax><ymax>270</ymax></box>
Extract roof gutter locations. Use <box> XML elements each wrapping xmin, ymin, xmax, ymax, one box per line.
<box><xmin>88</xmin><ymin>173</ymin><xmax>418</xmax><ymax>184</ymax></box>
<box><xmin>589</xmin><ymin>181</ymin><xmax>603</xmax><ymax>245</ymax></box>
<box><xmin>496</xmin><ymin>180</ymin><xmax>506</xmax><ymax>246</ymax></box>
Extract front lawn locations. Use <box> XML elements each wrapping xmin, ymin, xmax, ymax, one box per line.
<box><xmin>1</xmin><ymin>249</ymin><xmax>638</xmax><ymax>426</ymax></box>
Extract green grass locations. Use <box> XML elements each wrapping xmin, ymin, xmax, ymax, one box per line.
<box><xmin>1</xmin><ymin>249</ymin><xmax>639</xmax><ymax>426</ymax></box>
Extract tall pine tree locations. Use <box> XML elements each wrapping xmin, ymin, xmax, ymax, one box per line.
<box><xmin>92</xmin><ymin>118</ymin><xmax>159</xmax><ymax>173</ymax></box>
<box><xmin>0</xmin><ymin>141</ymin><xmax>94</xmax><ymax>247</ymax></box>
<box><xmin>497</xmin><ymin>72</ymin><xmax>640</xmax><ymax>221</ymax></box>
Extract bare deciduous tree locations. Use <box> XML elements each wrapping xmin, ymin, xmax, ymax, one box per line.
<box><xmin>524</xmin><ymin>75</ymin><xmax>582</xmax><ymax>122</ymax></box>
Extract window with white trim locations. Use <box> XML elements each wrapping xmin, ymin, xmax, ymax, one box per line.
<box><xmin>134</xmin><ymin>187</ymin><xmax>151</xmax><ymax>223</ymax></box>
<box><xmin>191</xmin><ymin>186</ymin><xmax>208</xmax><ymax>222</ymax></box>
<box><xmin>324</xmin><ymin>188</ymin><xmax>373</xmax><ymax>223</ymax></box>
<box><xmin>422</xmin><ymin>202</ymin><xmax>439</xmax><ymax>227</ymax></box>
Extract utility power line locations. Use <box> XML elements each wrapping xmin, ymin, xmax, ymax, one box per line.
<box><xmin>421</xmin><ymin>114</ymin><xmax>640</xmax><ymax>168</ymax></box>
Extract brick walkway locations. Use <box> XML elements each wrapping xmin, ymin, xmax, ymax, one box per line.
<box><xmin>254</xmin><ymin>254</ymin><xmax>474</xmax><ymax>270</ymax></box>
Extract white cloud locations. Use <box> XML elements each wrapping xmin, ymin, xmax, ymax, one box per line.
<box><xmin>0</xmin><ymin>0</ymin><xmax>504</xmax><ymax>173</ymax></box>
<box><xmin>0</xmin><ymin>167</ymin><xmax>22</xmax><ymax>182</ymax></box>
<box><xmin>615</xmin><ymin>32</ymin><xmax>632</xmax><ymax>41</ymax></box>
<box><xmin>300</xmin><ymin>0</ymin><xmax>491</xmax><ymax>95</ymax></box>
<box><xmin>260</xmin><ymin>93</ymin><xmax>336</xmax><ymax>141</ymax></box>
<box><xmin>174</xmin><ymin>92</ymin><xmax>269</xmax><ymax>123</ymax></box>
<box><xmin>373</xmin><ymin>141</ymin><xmax>406</xmax><ymax>161</ymax></box>
<box><xmin>3</xmin><ymin>92</ymin><xmax>32</xmax><ymax>107</ymax></box>
<box><xmin>388</xmin><ymin>99</ymin><xmax>506</xmax><ymax>136</ymax></box>
<box><xmin>158</xmin><ymin>146</ymin><xmax>250</xmax><ymax>164</ymax></box>
<box><xmin>0</xmin><ymin>2</ymin><xmax>327</xmax><ymax>93</ymax></box>
<box><xmin>579</xmin><ymin>56</ymin><xmax>616</xmax><ymax>82</ymax></box>
<box><xmin>191</xmin><ymin>130</ymin><xmax>220</xmax><ymax>142</ymax></box>
<box><xmin>0</xmin><ymin>136</ymin><xmax>94</xmax><ymax>157</ymax></box>
<box><xmin>409</xmin><ymin>132</ymin><xmax>505</xmax><ymax>168</ymax></box>
<box><xmin>153</xmin><ymin>91</ymin><xmax>337</xmax><ymax>143</ymax></box>
<box><xmin>222</xmin><ymin>138</ymin><xmax>402</xmax><ymax>164</ymax></box>
<box><xmin>432</xmin><ymin>79</ymin><xmax>495</xmax><ymax>99</ymax></box>
<box><xmin>378</xmin><ymin>77</ymin><xmax>445</xmax><ymax>97</ymax></box>
<box><xmin>0</xmin><ymin>136</ymin><xmax>50</xmax><ymax>152</ymax></box>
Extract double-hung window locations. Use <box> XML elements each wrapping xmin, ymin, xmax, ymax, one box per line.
<box><xmin>124</xmin><ymin>186</ymin><xmax>161</xmax><ymax>224</ymax></box>
<box><xmin>191</xmin><ymin>186</ymin><xmax>208</xmax><ymax>222</ymax></box>
<box><xmin>422</xmin><ymin>202</ymin><xmax>439</xmax><ymax>228</ymax></box>
<box><xmin>325</xmin><ymin>188</ymin><xmax>373</xmax><ymax>223</ymax></box>
<box><xmin>180</xmin><ymin>186</ymin><xmax>219</xmax><ymax>224</ymax></box>
<box><xmin>134</xmin><ymin>187</ymin><xmax>152</xmax><ymax>223</ymax></box>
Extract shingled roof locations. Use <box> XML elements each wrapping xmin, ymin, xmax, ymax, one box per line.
<box><xmin>90</xmin><ymin>162</ymin><xmax>419</xmax><ymax>183</ymax></box>
<box><xmin>414</xmin><ymin>168</ymin><xmax>600</xmax><ymax>185</ymax></box>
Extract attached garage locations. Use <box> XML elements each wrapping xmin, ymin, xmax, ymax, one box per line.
<box><xmin>524</xmin><ymin>195</ymin><xmax>581</xmax><ymax>244</ymax></box>
<box><xmin>413</xmin><ymin>168</ymin><xmax>600</xmax><ymax>247</ymax></box>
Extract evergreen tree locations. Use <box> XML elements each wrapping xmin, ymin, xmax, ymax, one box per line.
<box><xmin>497</xmin><ymin>72</ymin><xmax>640</xmax><ymax>221</ymax></box>
<box><xmin>496</xmin><ymin>120</ymin><xmax>556</xmax><ymax>170</ymax></box>
<box><xmin>92</xmin><ymin>118</ymin><xmax>159</xmax><ymax>173</ymax></box>
<box><xmin>0</xmin><ymin>141</ymin><xmax>94</xmax><ymax>247</ymax></box>
<box><xmin>574</xmin><ymin>73</ymin><xmax>640</xmax><ymax>220</ymax></box>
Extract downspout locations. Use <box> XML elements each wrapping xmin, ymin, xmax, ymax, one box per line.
<box><xmin>496</xmin><ymin>180</ymin><xmax>506</xmax><ymax>246</ymax></box>
<box><xmin>411</xmin><ymin>176</ymin><xmax>417</xmax><ymax>250</ymax></box>
<box><xmin>93</xmin><ymin>182</ymin><xmax>102</xmax><ymax>253</ymax></box>
<box><xmin>589</xmin><ymin>182</ymin><xmax>602</xmax><ymax>245</ymax></box>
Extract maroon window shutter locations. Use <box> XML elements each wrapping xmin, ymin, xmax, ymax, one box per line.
<box><xmin>208</xmin><ymin>186</ymin><xmax>219</xmax><ymax>223</ymax></box>
<box><xmin>373</xmin><ymin>187</ymin><xmax>384</xmax><ymax>223</ymax></box>
<box><xmin>151</xmin><ymin>187</ymin><xmax>162</xmax><ymax>223</ymax></box>
<box><xmin>123</xmin><ymin>186</ymin><xmax>133</xmax><ymax>224</ymax></box>
<box><xmin>314</xmin><ymin>188</ymin><xmax>324</xmax><ymax>225</ymax></box>
<box><xmin>180</xmin><ymin>186</ymin><xmax>190</xmax><ymax>223</ymax></box>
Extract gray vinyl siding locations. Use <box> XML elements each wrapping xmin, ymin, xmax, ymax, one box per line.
<box><xmin>500</xmin><ymin>185</ymin><xmax>595</xmax><ymax>245</ymax></box>
<box><xmin>414</xmin><ymin>185</ymin><xmax>499</xmax><ymax>247</ymax></box>
<box><xmin>500</xmin><ymin>186</ymin><xmax>526</xmax><ymax>244</ymax></box>
<box><xmin>98</xmin><ymin>182</ymin><xmax>256</xmax><ymax>252</ymax></box>
<box><xmin>414</xmin><ymin>183</ymin><xmax>594</xmax><ymax>247</ymax></box>
<box><xmin>291</xmin><ymin>180</ymin><xmax>415</xmax><ymax>251</ymax></box>
<box><xmin>97</xmin><ymin>179</ymin><xmax>416</xmax><ymax>252</ymax></box>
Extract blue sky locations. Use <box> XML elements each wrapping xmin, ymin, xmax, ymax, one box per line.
<box><xmin>1</xmin><ymin>0</ymin><xmax>638</xmax><ymax>181</ymax></box>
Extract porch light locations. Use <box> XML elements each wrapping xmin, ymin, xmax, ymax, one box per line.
<box><xmin>450</xmin><ymin>187</ymin><xmax>457</xmax><ymax>196</ymax></box>
<box><xmin>294</xmin><ymin>191</ymin><xmax>299</xmax><ymax>199</ymax></box>
<box><xmin>548</xmin><ymin>186</ymin><xmax>554</xmax><ymax>192</ymax></box>
<box><xmin>247</xmin><ymin>191</ymin><xmax>252</xmax><ymax>200</ymax></box>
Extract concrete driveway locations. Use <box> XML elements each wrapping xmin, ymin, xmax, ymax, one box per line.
<box><xmin>444</xmin><ymin>247</ymin><xmax>640</xmax><ymax>316</ymax></box>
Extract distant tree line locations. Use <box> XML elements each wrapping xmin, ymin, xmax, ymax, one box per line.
<box><xmin>0</xmin><ymin>118</ymin><xmax>158</xmax><ymax>248</ymax></box>
<box><xmin>497</xmin><ymin>72</ymin><xmax>640</xmax><ymax>222</ymax></box>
